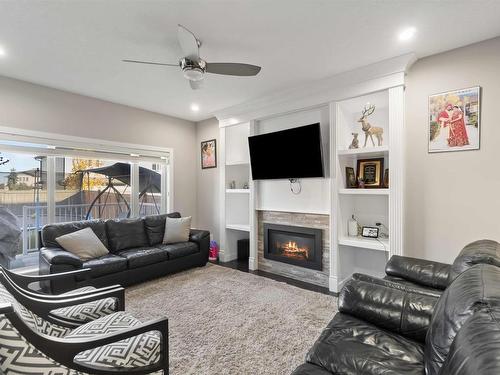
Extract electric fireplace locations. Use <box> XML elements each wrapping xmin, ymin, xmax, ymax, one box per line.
<box><xmin>263</xmin><ymin>223</ymin><xmax>322</xmax><ymax>270</ymax></box>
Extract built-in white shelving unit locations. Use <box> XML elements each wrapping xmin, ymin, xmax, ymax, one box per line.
<box><xmin>225</xmin><ymin>224</ymin><xmax>250</xmax><ymax>232</ymax></box>
<box><xmin>338</xmin><ymin>236</ymin><xmax>389</xmax><ymax>252</ymax></box>
<box><xmin>226</xmin><ymin>189</ymin><xmax>250</xmax><ymax>194</ymax></box>
<box><xmin>219</xmin><ymin>122</ymin><xmax>252</xmax><ymax>262</ymax></box>
<box><xmin>338</xmin><ymin>188</ymin><xmax>389</xmax><ymax>196</ymax></box>
<box><xmin>331</xmin><ymin>87</ymin><xmax>404</xmax><ymax>290</ymax></box>
<box><xmin>216</xmin><ymin>53</ymin><xmax>412</xmax><ymax>292</ymax></box>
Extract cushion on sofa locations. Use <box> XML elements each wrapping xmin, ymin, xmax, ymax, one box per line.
<box><xmin>448</xmin><ymin>239</ymin><xmax>500</xmax><ymax>283</ymax></box>
<box><xmin>42</xmin><ymin>219</ymin><xmax>108</xmax><ymax>249</ymax></box>
<box><xmin>439</xmin><ymin>308</ymin><xmax>500</xmax><ymax>375</ymax></box>
<box><xmin>66</xmin><ymin>312</ymin><xmax>161</xmax><ymax>370</ymax></box>
<box><xmin>76</xmin><ymin>254</ymin><xmax>127</xmax><ymax>281</ymax></box>
<box><xmin>51</xmin><ymin>286</ymin><xmax>117</xmax><ymax>323</ymax></box>
<box><xmin>55</xmin><ymin>227</ymin><xmax>109</xmax><ymax>261</ymax></box>
<box><xmin>118</xmin><ymin>246</ymin><xmax>170</xmax><ymax>269</ymax></box>
<box><xmin>291</xmin><ymin>363</ymin><xmax>335</xmax><ymax>375</ymax></box>
<box><xmin>155</xmin><ymin>242</ymin><xmax>198</xmax><ymax>260</ymax></box>
<box><xmin>144</xmin><ymin>212</ymin><xmax>181</xmax><ymax>245</ymax></box>
<box><xmin>163</xmin><ymin>216</ymin><xmax>192</xmax><ymax>244</ymax></box>
<box><xmin>425</xmin><ymin>264</ymin><xmax>500</xmax><ymax>375</ymax></box>
<box><xmin>106</xmin><ymin>218</ymin><xmax>149</xmax><ymax>252</ymax></box>
<box><xmin>306</xmin><ymin>313</ymin><xmax>425</xmax><ymax>375</ymax></box>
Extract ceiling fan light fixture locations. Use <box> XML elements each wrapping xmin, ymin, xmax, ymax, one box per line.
<box><xmin>180</xmin><ymin>57</ymin><xmax>206</xmax><ymax>81</ymax></box>
<box><xmin>183</xmin><ymin>68</ymin><xmax>204</xmax><ymax>81</ymax></box>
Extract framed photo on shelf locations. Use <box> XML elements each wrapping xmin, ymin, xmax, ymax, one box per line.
<box><xmin>428</xmin><ymin>86</ymin><xmax>481</xmax><ymax>153</ymax></box>
<box><xmin>201</xmin><ymin>139</ymin><xmax>217</xmax><ymax>169</ymax></box>
<box><xmin>383</xmin><ymin>168</ymin><xmax>389</xmax><ymax>188</ymax></box>
<box><xmin>345</xmin><ymin>167</ymin><xmax>357</xmax><ymax>188</ymax></box>
<box><xmin>356</xmin><ymin>158</ymin><xmax>384</xmax><ymax>188</ymax></box>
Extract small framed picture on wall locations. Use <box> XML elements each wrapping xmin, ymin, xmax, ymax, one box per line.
<box><xmin>201</xmin><ymin>139</ymin><xmax>217</xmax><ymax>169</ymax></box>
<box><xmin>428</xmin><ymin>86</ymin><xmax>481</xmax><ymax>153</ymax></box>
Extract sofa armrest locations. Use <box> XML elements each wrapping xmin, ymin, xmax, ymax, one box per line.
<box><xmin>352</xmin><ymin>273</ymin><xmax>443</xmax><ymax>298</ymax></box>
<box><xmin>1</xmin><ymin>267</ymin><xmax>90</xmax><ymax>293</ymax></box>
<box><xmin>40</xmin><ymin>247</ymin><xmax>83</xmax><ymax>268</ymax></box>
<box><xmin>39</xmin><ymin>248</ymin><xmax>83</xmax><ymax>293</ymax></box>
<box><xmin>385</xmin><ymin>255</ymin><xmax>451</xmax><ymax>290</ymax></box>
<box><xmin>189</xmin><ymin>229</ymin><xmax>210</xmax><ymax>242</ymax></box>
<box><xmin>189</xmin><ymin>229</ymin><xmax>210</xmax><ymax>264</ymax></box>
<box><xmin>339</xmin><ymin>279</ymin><xmax>438</xmax><ymax>343</ymax></box>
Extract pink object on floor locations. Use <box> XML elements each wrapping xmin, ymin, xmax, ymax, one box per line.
<box><xmin>209</xmin><ymin>240</ymin><xmax>219</xmax><ymax>261</ymax></box>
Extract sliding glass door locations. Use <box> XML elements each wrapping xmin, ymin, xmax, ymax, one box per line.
<box><xmin>0</xmin><ymin>141</ymin><xmax>170</xmax><ymax>270</ymax></box>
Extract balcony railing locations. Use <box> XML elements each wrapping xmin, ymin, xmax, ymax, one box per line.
<box><xmin>21</xmin><ymin>203</ymin><xmax>158</xmax><ymax>254</ymax></box>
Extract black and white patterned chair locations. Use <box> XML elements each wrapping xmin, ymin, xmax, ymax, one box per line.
<box><xmin>0</xmin><ymin>276</ymin><xmax>168</xmax><ymax>374</ymax></box>
<box><xmin>0</xmin><ymin>267</ymin><xmax>121</xmax><ymax>326</ymax></box>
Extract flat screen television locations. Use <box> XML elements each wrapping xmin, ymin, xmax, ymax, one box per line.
<box><xmin>248</xmin><ymin>123</ymin><xmax>324</xmax><ymax>180</ymax></box>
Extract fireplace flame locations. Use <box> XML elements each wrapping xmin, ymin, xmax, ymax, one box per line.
<box><xmin>282</xmin><ymin>241</ymin><xmax>309</xmax><ymax>258</ymax></box>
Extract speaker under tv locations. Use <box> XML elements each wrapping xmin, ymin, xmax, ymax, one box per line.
<box><xmin>248</xmin><ymin>123</ymin><xmax>324</xmax><ymax>180</ymax></box>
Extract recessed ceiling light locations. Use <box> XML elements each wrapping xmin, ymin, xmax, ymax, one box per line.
<box><xmin>190</xmin><ymin>103</ymin><xmax>200</xmax><ymax>112</ymax></box>
<box><xmin>398</xmin><ymin>27</ymin><xmax>417</xmax><ymax>41</ymax></box>
<box><xmin>0</xmin><ymin>46</ymin><xmax>6</xmax><ymax>57</ymax></box>
<box><xmin>130</xmin><ymin>153</ymin><xmax>140</xmax><ymax>157</ymax></box>
<box><xmin>46</xmin><ymin>145</ymin><xmax>56</xmax><ymax>150</ymax></box>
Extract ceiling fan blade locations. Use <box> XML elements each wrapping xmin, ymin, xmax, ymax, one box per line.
<box><xmin>189</xmin><ymin>79</ymin><xmax>204</xmax><ymax>90</ymax></box>
<box><xmin>206</xmin><ymin>63</ymin><xmax>261</xmax><ymax>76</ymax></box>
<box><xmin>177</xmin><ymin>24</ymin><xmax>200</xmax><ymax>60</ymax></box>
<box><xmin>122</xmin><ymin>59</ymin><xmax>178</xmax><ymax>67</ymax></box>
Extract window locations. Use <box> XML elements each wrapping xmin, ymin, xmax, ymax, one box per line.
<box><xmin>0</xmin><ymin>131</ymin><xmax>171</xmax><ymax>270</ymax></box>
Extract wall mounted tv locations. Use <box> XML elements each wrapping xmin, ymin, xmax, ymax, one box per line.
<box><xmin>248</xmin><ymin>123</ymin><xmax>324</xmax><ymax>180</ymax></box>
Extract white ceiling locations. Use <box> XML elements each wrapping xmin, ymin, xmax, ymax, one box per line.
<box><xmin>0</xmin><ymin>0</ymin><xmax>499</xmax><ymax>122</ymax></box>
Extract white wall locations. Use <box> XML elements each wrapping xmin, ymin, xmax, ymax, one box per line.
<box><xmin>255</xmin><ymin>106</ymin><xmax>330</xmax><ymax>215</ymax></box>
<box><xmin>405</xmin><ymin>37</ymin><xmax>500</xmax><ymax>263</ymax></box>
<box><xmin>195</xmin><ymin>117</ymin><xmax>220</xmax><ymax>241</ymax></box>
<box><xmin>0</xmin><ymin>75</ymin><xmax>198</xmax><ymax>220</ymax></box>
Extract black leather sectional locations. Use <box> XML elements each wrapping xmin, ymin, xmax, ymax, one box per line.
<box><xmin>353</xmin><ymin>239</ymin><xmax>500</xmax><ymax>297</ymax></box>
<box><xmin>39</xmin><ymin>212</ymin><xmax>209</xmax><ymax>293</ymax></box>
<box><xmin>293</xmin><ymin>242</ymin><xmax>500</xmax><ymax>375</ymax></box>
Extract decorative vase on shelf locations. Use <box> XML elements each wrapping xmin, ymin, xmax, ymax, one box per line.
<box><xmin>348</xmin><ymin>215</ymin><xmax>358</xmax><ymax>237</ymax></box>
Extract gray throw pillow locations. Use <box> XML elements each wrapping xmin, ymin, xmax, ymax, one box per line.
<box><xmin>163</xmin><ymin>216</ymin><xmax>192</xmax><ymax>244</ymax></box>
<box><xmin>56</xmin><ymin>227</ymin><xmax>109</xmax><ymax>261</ymax></box>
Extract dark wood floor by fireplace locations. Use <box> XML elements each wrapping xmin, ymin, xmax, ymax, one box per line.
<box><xmin>212</xmin><ymin>258</ymin><xmax>336</xmax><ymax>296</ymax></box>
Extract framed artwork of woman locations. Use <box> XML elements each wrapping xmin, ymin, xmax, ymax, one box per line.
<box><xmin>428</xmin><ymin>86</ymin><xmax>481</xmax><ymax>153</ymax></box>
<box><xmin>201</xmin><ymin>139</ymin><xmax>217</xmax><ymax>169</ymax></box>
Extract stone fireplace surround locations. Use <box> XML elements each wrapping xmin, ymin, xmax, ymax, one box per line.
<box><xmin>257</xmin><ymin>210</ymin><xmax>330</xmax><ymax>287</ymax></box>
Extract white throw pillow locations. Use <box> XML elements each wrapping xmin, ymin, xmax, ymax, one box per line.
<box><xmin>56</xmin><ymin>227</ymin><xmax>109</xmax><ymax>261</ymax></box>
<box><xmin>163</xmin><ymin>216</ymin><xmax>192</xmax><ymax>244</ymax></box>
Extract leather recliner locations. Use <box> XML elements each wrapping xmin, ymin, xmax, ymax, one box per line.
<box><xmin>292</xmin><ymin>263</ymin><xmax>500</xmax><ymax>375</ymax></box>
<box><xmin>39</xmin><ymin>212</ymin><xmax>210</xmax><ymax>293</ymax></box>
<box><xmin>353</xmin><ymin>239</ymin><xmax>500</xmax><ymax>297</ymax></box>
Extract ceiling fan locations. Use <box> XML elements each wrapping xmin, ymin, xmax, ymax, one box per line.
<box><xmin>122</xmin><ymin>24</ymin><xmax>262</xmax><ymax>89</ymax></box>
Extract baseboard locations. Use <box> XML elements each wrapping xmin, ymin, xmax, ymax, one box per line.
<box><xmin>248</xmin><ymin>257</ymin><xmax>258</xmax><ymax>270</ymax></box>
<box><xmin>329</xmin><ymin>275</ymin><xmax>338</xmax><ymax>293</ymax></box>
<box><xmin>219</xmin><ymin>249</ymin><xmax>238</xmax><ymax>262</ymax></box>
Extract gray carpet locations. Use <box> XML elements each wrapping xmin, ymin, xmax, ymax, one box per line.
<box><xmin>125</xmin><ymin>263</ymin><xmax>337</xmax><ymax>375</ymax></box>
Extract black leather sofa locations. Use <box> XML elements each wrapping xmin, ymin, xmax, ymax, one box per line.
<box><xmin>293</xmin><ymin>263</ymin><xmax>500</xmax><ymax>375</ymax></box>
<box><xmin>353</xmin><ymin>239</ymin><xmax>500</xmax><ymax>297</ymax></box>
<box><xmin>39</xmin><ymin>212</ymin><xmax>210</xmax><ymax>293</ymax></box>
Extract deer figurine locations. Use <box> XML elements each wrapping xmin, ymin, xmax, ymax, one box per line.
<box><xmin>358</xmin><ymin>104</ymin><xmax>383</xmax><ymax>147</ymax></box>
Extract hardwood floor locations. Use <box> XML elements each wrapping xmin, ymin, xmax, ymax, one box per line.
<box><xmin>212</xmin><ymin>258</ymin><xmax>337</xmax><ymax>296</ymax></box>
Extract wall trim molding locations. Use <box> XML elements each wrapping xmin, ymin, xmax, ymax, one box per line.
<box><xmin>215</xmin><ymin>53</ymin><xmax>416</xmax><ymax>126</ymax></box>
<box><xmin>0</xmin><ymin>124</ymin><xmax>173</xmax><ymax>158</ymax></box>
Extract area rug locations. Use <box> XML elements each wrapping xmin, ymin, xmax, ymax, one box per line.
<box><xmin>125</xmin><ymin>263</ymin><xmax>337</xmax><ymax>375</ymax></box>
